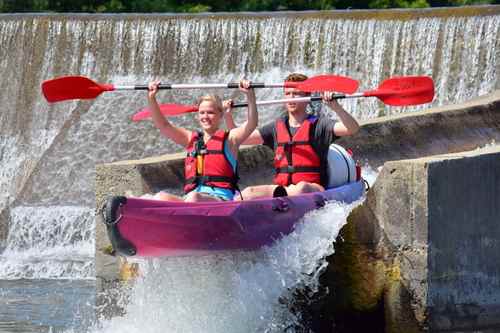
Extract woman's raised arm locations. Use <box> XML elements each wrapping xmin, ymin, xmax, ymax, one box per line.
<box><xmin>148</xmin><ymin>80</ymin><xmax>192</xmax><ymax>147</ymax></box>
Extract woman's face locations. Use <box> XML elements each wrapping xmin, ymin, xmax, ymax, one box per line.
<box><xmin>197</xmin><ymin>100</ymin><xmax>221</xmax><ymax>133</ymax></box>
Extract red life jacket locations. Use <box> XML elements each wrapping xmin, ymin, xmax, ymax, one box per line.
<box><xmin>184</xmin><ymin>130</ymin><xmax>238</xmax><ymax>194</ymax></box>
<box><xmin>273</xmin><ymin>116</ymin><xmax>322</xmax><ymax>186</ymax></box>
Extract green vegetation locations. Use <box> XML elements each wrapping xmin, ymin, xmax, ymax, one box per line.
<box><xmin>0</xmin><ymin>0</ymin><xmax>495</xmax><ymax>13</ymax></box>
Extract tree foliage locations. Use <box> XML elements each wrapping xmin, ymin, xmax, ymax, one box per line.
<box><xmin>0</xmin><ymin>0</ymin><xmax>495</xmax><ymax>12</ymax></box>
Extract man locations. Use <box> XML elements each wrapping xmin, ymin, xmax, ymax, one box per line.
<box><xmin>225</xmin><ymin>73</ymin><xmax>360</xmax><ymax>199</ymax></box>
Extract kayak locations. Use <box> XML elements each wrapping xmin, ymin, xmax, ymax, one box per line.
<box><xmin>103</xmin><ymin>180</ymin><xmax>365</xmax><ymax>257</ymax></box>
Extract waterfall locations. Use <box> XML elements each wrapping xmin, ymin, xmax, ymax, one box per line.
<box><xmin>0</xmin><ymin>8</ymin><xmax>498</xmax><ymax>279</ymax></box>
<box><xmin>0</xmin><ymin>206</ymin><xmax>94</xmax><ymax>279</ymax></box>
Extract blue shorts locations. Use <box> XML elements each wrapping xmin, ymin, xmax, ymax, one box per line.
<box><xmin>192</xmin><ymin>185</ymin><xmax>235</xmax><ymax>201</ymax></box>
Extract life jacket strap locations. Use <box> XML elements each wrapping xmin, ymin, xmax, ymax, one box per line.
<box><xmin>185</xmin><ymin>175</ymin><xmax>238</xmax><ymax>191</ymax></box>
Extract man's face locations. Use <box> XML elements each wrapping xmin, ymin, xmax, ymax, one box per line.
<box><xmin>284</xmin><ymin>87</ymin><xmax>309</xmax><ymax>114</ymax></box>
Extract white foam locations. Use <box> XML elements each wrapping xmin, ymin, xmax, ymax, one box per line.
<box><xmin>90</xmin><ymin>199</ymin><xmax>363</xmax><ymax>333</ymax></box>
<box><xmin>361</xmin><ymin>164</ymin><xmax>380</xmax><ymax>188</ymax></box>
<box><xmin>0</xmin><ymin>206</ymin><xmax>95</xmax><ymax>280</ymax></box>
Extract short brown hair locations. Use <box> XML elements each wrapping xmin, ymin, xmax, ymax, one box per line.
<box><xmin>285</xmin><ymin>73</ymin><xmax>308</xmax><ymax>82</ymax></box>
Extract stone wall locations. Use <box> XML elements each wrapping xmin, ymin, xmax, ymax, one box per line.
<box><xmin>329</xmin><ymin>145</ymin><xmax>500</xmax><ymax>332</ymax></box>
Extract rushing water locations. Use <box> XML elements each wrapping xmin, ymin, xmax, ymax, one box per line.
<box><xmin>0</xmin><ymin>198</ymin><xmax>364</xmax><ymax>333</ymax></box>
<box><xmin>92</xmin><ymin>198</ymin><xmax>364</xmax><ymax>333</ymax></box>
<box><xmin>0</xmin><ymin>8</ymin><xmax>499</xmax><ymax>332</ymax></box>
<box><xmin>0</xmin><ymin>206</ymin><xmax>94</xmax><ymax>280</ymax></box>
<box><xmin>1</xmin><ymin>166</ymin><xmax>377</xmax><ymax>332</ymax></box>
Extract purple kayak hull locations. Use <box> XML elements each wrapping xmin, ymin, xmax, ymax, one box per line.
<box><xmin>106</xmin><ymin>181</ymin><xmax>364</xmax><ymax>257</ymax></box>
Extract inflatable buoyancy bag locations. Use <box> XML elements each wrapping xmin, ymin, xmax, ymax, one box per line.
<box><xmin>326</xmin><ymin>144</ymin><xmax>358</xmax><ymax>189</ymax></box>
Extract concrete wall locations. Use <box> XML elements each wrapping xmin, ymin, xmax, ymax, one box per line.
<box><xmin>333</xmin><ymin>146</ymin><xmax>500</xmax><ymax>332</ymax></box>
<box><xmin>426</xmin><ymin>147</ymin><xmax>500</xmax><ymax>330</ymax></box>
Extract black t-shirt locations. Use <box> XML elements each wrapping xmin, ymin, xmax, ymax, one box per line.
<box><xmin>258</xmin><ymin>114</ymin><xmax>338</xmax><ymax>186</ymax></box>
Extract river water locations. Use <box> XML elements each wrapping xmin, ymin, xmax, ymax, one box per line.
<box><xmin>0</xmin><ymin>199</ymin><xmax>366</xmax><ymax>333</ymax></box>
<box><xmin>0</xmin><ymin>279</ymin><xmax>95</xmax><ymax>333</ymax></box>
<box><xmin>0</xmin><ymin>7</ymin><xmax>499</xmax><ymax>333</ymax></box>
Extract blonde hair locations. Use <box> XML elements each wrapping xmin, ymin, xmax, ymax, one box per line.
<box><xmin>197</xmin><ymin>94</ymin><xmax>223</xmax><ymax>113</ymax></box>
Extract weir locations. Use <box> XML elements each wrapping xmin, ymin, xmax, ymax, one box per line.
<box><xmin>0</xmin><ymin>5</ymin><xmax>499</xmax><ymax>331</ymax></box>
<box><xmin>95</xmin><ymin>90</ymin><xmax>500</xmax><ymax>331</ymax></box>
<box><xmin>1</xmin><ymin>7</ymin><xmax>500</xmax><ymax>249</ymax></box>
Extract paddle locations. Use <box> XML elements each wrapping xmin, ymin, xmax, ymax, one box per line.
<box><xmin>41</xmin><ymin>74</ymin><xmax>359</xmax><ymax>103</ymax></box>
<box><xmin>132</xmin><ymin>76</ymin><xmax>435</xmax><ymax>122</ymax></box>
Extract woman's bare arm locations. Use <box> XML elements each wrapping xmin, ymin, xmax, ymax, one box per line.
<box><xmin>227</xmin><ymin>80</ymin><xmax>259</xmax><ymax>147</ymax></box>
<box><xmin>148</xmin><ymin>80</ymin><xmax>192</xmax><ymax>147</ymax></box>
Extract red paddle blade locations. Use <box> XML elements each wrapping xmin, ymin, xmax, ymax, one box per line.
<box><xmin>132</xmin><ymin>104</ymin><xmax>199</xmax><ymax>122</ymax></box>
<box><xmin>41</xmin><ymin>76</ymin><xmax>114</xmax><ymax>102</ymax></box>
<box><xmin>289</xmin><ymin>75</ymin><xmax>359</xmax><ymax>94</ymax></box>
<box><xmin>364</xmin><ymin>76</ymin><xmax>435</xmax><ymax>106</ymax></box>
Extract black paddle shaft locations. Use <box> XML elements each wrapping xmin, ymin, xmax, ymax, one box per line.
<box><xmin>231</xmin><ymin>95</ymin><xmax>352</xmax><ymax>108</ymax></box>
<box><xmin>132</xmin><ymin>83</ymin><xmax>268</xmax><ymax>90</ymax></box>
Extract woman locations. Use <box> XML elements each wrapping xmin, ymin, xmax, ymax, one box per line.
<box><xmin>147</xmin><ymin>79</ymin><xmax>257</xmax><ymax>202</ymax></box>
